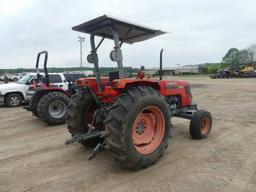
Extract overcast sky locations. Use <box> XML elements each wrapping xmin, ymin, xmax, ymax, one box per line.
<box><xmin>0</xmin><ymin>0</ymin><xmax>255</xmax><ymax>69</ymax></box>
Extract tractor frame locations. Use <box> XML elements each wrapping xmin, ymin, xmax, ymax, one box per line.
<box><xmin>66</xmin><ymin>15</ymin><xmax>212</xmax><ymax>169</ymax></box>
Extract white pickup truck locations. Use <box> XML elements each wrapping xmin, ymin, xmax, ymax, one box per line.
<box><xmin>0</xmin><ymin>73</ymin><xmax>86</xmax><ymax>107</ymax></box>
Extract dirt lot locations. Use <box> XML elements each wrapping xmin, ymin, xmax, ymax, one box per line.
<box><xmin>0</xmin><ymin>77</ymin><xmax>256</xmax><ymax>192</ymax></box>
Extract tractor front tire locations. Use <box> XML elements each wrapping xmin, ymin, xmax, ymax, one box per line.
<box><xmin>105</xmin><ymin>85</ymin><xmax>171</xmax><ymax>170</ymax></box>
<box><xmin>189</xmin><ymin>110</ymin><xmax>212</xmax><ymax>139</ymax></box>
<box><xmin>28</xmin><ymin>93</ymin><xmax>40</xmax><ymax>117</ymax></box>
<box><xmin>37</xmin><ymin>91</ymin><xmax>70</xmax><ymax>126</ymax></box>
<box><xmin>67</xmin><ymin>88</ymin><xmax>102</xmax><ymax>147</ymax></box>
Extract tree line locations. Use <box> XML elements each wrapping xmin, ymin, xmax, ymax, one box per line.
<box><xmin>1</xmin><ymin>44</ymin><xmax>255</xmax><ymax>75</ymax></box>
<box><xmin>203</xmin><ymin>44</ymin><xmax>256</xmax><ymax>74</ymax></box>
<box><xmin>222</xmin><ymin>44</ymin><xmax>256</xmax><ymax>67</ymax></box>
<box><xmin>0</xmin><ymin>66</ymin><xmax>139</xmax><ymax>75</ymax></box>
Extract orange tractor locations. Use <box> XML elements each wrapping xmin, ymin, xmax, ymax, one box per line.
<box><xmin>65</xmin><ymin>15</ymin><xmax>212</xmax><ymax>170</ymax></box>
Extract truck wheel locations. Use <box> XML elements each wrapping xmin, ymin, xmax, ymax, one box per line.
<box><xmin>37</xmin><ymin>91</ymin><xmax>70</xmax><ymax>125</ymax></box>
<box><xmin>67</xmin><ymin>88</ymin><xmax>102</xmax><ymax>147</ymax></box>
<box><xmin>105</xmin><ymin>86</ymin><xmax>171</xmax><ymax>170</ymax></box>
<box><xmin>5</xmin><ymin>93</ymin><xmax>23</xmax><ymax>107</ymax></box>
<box><xmin>189</xmin><ymin>110</ymin><xmax>212</xmax><ymax>139</ymax></box>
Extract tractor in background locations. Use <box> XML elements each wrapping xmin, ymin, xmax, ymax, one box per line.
<box><xmin>24</xmin><ymin>51</ymin><xmax>84</xmax><ymax>125</ymax></box>
<box><xmin>210</xmin><ymin>65</ymin><xmax>256</xmax><ymax>78</ymax></box>
<box><xmin>65</xmin><ymin>15</ymin><xmax>212</xmax><ymax>170</ymax></box>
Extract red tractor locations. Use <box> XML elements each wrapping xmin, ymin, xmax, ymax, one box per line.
<box><xmin>25</xmin><ymin>51</ymin><xmax>81</xmax><ymax>125</ymax></box>
<box><xmin>65</xmin><ymin>15</ymin><xmax>212</xmax><ymax>170</ymax></box>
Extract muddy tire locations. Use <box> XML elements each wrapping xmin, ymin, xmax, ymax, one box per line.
<box><xmin>105</xmin><ymin>85</ymin><xmax>171</xmax><ymax>170</ymax></box>
<box><xmin>67</xmin><ymin>88</ymin><xmax>102</xmax><ymax>147</ymax></box>
<box><xmin>5</xmin><ymin>93</ymin><xmax>23</xmax><ymax>107</ymax></box>
<box><xmin>37</xmin><ymin>91</ymin><xmax>70</xmax><ymax>126</ymax></box>
<box><xmin>189</xmin><ymin>110</ymin><xmax>212</xmax><ymax>139</ymax></box>
<box><xmin>28</xmin><ymin>93</ymin><xmax>40</xmax><ymax>117</ymax></box>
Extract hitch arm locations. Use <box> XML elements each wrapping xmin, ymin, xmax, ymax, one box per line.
<box><xmin>88</xmin><ymin>141</ymin><xmax>106</xmax><ymax>160</ymax></box>
<box><xmin>65</xmin><ymin>131</ymin><xmax>105</xmax><ymax>145</ymax></box>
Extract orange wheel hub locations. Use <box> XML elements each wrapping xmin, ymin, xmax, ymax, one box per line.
<box><xmin>200</xmin><ymin>117</ymin><xmax>210</xmax><ymax>135</ymax></box>
<box><xmin>132</xmin><ymin>106</ymin><xmax>165</xmax><ymax>155</ymax></box>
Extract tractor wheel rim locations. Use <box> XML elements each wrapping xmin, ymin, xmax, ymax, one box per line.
<box><xmin>132</xmin><ymin>106</ymin><xmax>165</xmax><ymax>155</ymax></box>
<box><xmin>49</xmin><ymin>100</ymin><xmax>66</xmax><ymax>119</ymax></box>
<box><xmin>9</xmin><ymin>96</ymin><xmax>20</xmax><ymax>106</ymax></box>
<box><xmin>200</xmin><ymin>117</ymin><xmax>210</xmax><ymax>135</ymax></box>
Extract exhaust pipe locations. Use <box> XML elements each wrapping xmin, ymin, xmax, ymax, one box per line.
<box><xmin>159</xmin><ymin>49</ymin><xmax>164</xmax><ymax>80</ymax></box>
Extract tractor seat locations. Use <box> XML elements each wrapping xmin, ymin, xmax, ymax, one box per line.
<box><xmin>109</xmin><ymin>71</ymin><xmax>121</xmax><ymax>81</ymax></box>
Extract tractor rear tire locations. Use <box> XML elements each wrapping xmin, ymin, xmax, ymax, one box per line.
<box><xmin>67</xmin><ymin>88</ymin><xmax>102</xmax><ymax>147</ymax></box>
<box><xmin>189</xmin><ymin>110</ymin><xmax>212</xmax><ymax>139</ymax></box>
<box><xmin>37</xmin><ymin>91</ymin><xmax>70</xmax><ymax>126</ymax></box>
<box><xmin>105</xmin><ymin>85</ymin><xmax>171</xmax><ymax>170</ymax></box>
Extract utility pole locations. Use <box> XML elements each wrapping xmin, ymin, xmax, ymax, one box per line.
<box><xmin>177</xmin><ymin>64</ymin><xmax>180</xmax><ymax>75</ymax></box>
<box><xmin>78</xmin><ymin>36</ymin><xmax>85</xmax><ymax>69</ymax></box>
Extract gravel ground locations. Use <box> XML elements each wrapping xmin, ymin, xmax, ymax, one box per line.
<box><xmin>0</xmin><ymin>77</ymin><xmax>256</xmax><ymax>192</ymax></box>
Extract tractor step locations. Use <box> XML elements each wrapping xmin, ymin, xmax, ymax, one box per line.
<box><xmin>65</xmin><ymin>130</ymin><xmax>105</xmax><ymax>145</ymax></box>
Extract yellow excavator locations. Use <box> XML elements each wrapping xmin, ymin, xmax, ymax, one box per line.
<box><xmin>240</xmin><ymin>66</ymin><xmax>255</xmax><ymax>73</ymax></box>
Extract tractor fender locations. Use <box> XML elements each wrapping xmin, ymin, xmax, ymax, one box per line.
<box><xmin>117</xmin><ymin>80</ymin><xmax>161</xmax><ymax>90</ymax></box>
<box><xmin>34</xmin><ymin>88</ymin><xmax>71</xmax><ymax>100</ymax></box>
<box><xmin>125</xmin><ymin>81</ymin><xmax>160</xmax><ymax>90</ymax></box>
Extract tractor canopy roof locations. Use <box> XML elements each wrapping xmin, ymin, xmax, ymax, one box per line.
<box><xmin>72</xmin><ymin>15</ymin><xmax>166</xmax><ymax>44</ymax></box>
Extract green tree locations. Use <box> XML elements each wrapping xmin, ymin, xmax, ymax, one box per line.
<box><xmin>222</xmin><ymin>48</ymin><xmax>240</xmax><ymax>67</ymax></box>
<box><xmin>238</xmin><ymin>49</ymin><xmax>250</xmax><ymax>65</ymax></box>
<box><xmin>246</xmin><ymin>44</ymin><xmax>256</xmax><ymax>64</ymax></box>
<box><xmin>206</xmin><ymin>63</ymin><xmax>222</xmax><ymax>73</ymax></box>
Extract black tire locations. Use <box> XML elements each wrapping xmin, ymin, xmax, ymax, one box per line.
<box><xmin>105</xmin><ymin>85</ymin><xmax>171</xmax><ymax>170</ymax></box>
<box><xmin>189</xmin><ymin>110</ymin><xmax>212</xmax><ymax>139</ymax></box>
<box><xmin>28</xmin><ymin>93</ymin><xmax>40</xmax><ymax>117</ymax></box>
<box><xmin>37</xmin><ymin>91</ymin><xmax>70</xmax><ymax>126</ymax></box>
<box><xmin>67</xmin><ymin>88</ymin><xmax>102</xmax><ymax>147</ymax></box>
<box><xmin>5</xmin><ymin>93</ymin><xmax>23</xmax><ymax>107</ymax></box>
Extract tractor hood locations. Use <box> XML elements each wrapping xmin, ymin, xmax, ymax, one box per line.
<box><xmin>72</xmin><ymin>15</ymin><xmax>167</xmax><ymax>44</ymax></box>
